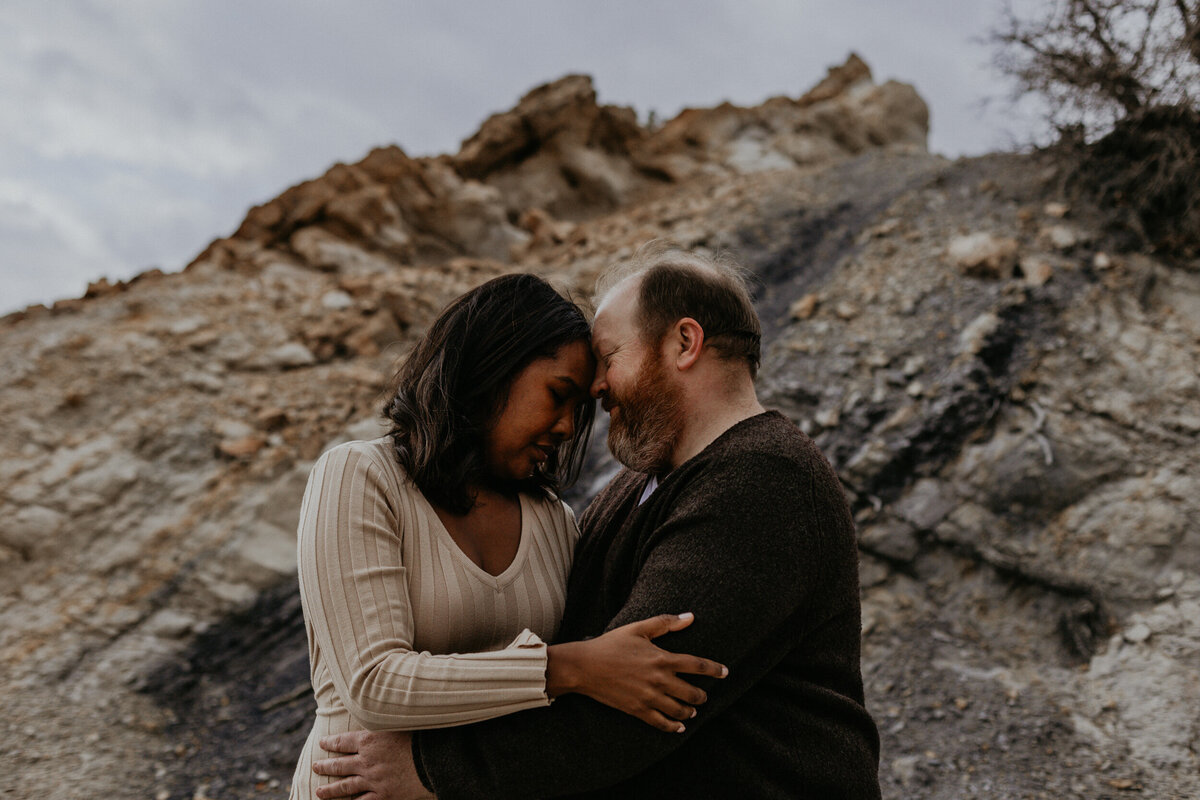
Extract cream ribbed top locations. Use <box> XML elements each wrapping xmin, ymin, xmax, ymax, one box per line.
<box><xmin>289</xmin><ymin>437</ymin><xmax>578</xmax><ymax>799</ymax></box>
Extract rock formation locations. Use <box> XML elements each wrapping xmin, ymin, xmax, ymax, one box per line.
<box><xmin>1</xmin><ymin>55</ymin><xmax>1197</xmax><ymax>799</ymax></box>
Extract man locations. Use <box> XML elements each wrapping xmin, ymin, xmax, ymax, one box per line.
<box><xmin>312</xmin><ymin>243</ymin><xmax>881</xmax><ymax>798</ymax></box>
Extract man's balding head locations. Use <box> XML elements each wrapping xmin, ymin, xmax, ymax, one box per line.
<box><xmin>596</xmin><ymin>241</ymin><xmax>761</xmax><ymax>378</ymax></box>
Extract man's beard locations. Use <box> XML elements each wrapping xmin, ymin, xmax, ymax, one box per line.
<box><xmin>606</xmin><ymin>351</ymin><xmax>685</xmax><ymax>475</ymax></box>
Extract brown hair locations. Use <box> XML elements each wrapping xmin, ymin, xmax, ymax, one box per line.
<box><xmin>597</xmin><ymin>241</ymin><xmax>761</xmax><ymax>377</ymax></box>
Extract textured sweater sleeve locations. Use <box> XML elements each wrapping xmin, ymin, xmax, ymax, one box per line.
<box><xmin>414</xmin><ymin>451</ymin><xmax>832</xmax><ymax>797</ymax></box>
<box><xmin>296</xmin><ymin>444</ymin><xmax>551</xmax><ymax>731</ymax></box>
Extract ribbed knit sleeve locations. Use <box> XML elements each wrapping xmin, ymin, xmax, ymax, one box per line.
<box><xmin>295</xmin><ymin>444</ymin><xmax>552</xmax><ymax>731</ymax></box>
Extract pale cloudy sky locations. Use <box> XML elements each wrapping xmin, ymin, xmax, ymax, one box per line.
<box><xmin>0</xmin><ymin>0</ymin><xmax>1045</xmax><ymax>315</ymax></box>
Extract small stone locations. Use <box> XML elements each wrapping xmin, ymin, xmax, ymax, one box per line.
<box><xmin>184</xmin><ymin>371</ymin><xmax>225</xmax><ymax>392</ymax></box>
<box><xmin>958</xmin><ymin>311</ymin><xmax>1001</xmax><ymax>356</ymax></box>
<box><xmin>144</xmin><ymin>609</ymin><xmax>197</xmax><ymax>639</ymax></box>
<box><xmin>339</xmin><ymin>364</ymin><xmax>387</xmax><ymax>389</ymax></box>
<box><xmin>321</xmin><ymin>290</ymin><xmax>355</xmax><ymax>310</ymax></box>
<box><xmin>894</xmin><ymin>478</ymin><xmax>957</xmax><ymax>530</ymax></box>
<box><xmin>905</xmin><ymin>380</ymin><xmax>925</xmax><ymax>397</ymax></box>
<box><xmin>212</xmin><ymin>418</ymin><xmax>256</xmax><ymax>440</ymax></box>
<box><xmin>789</xmin><ymin>293</ymin><xmax>819</xmax><ymax>320</ymax></box>
<box><xmin>1043</xmin><ymin>202</ymin><xmax>1069</xmax><ymax>218</ymax></box>
<box><xmin>863</xmin><ymin>217</ymin><xmax>901</xmax><ymax>239</ymax></box>
<box><xmin>260</xmin><ymin>342</ymin><xmax>317</xmax><ymax>369</ymax></box>
<box><xmin>344</xmin><ymin>310</ymin><xmax>403</xmax><ymax>356</ymax></box>
<box><xmin>879</xmin><ymin>403</ymin><xmax>918</xmax><ymax>432</ymax></box>
<box><xmin>1019</xmin><ymin>257</ymin><xmax>1053</xmax><ymax>287</ymax></box>
<box><xmin>1093</xmin><ymin>251</ymin><xmax>1113</xmax><ymax>270</ymax></box>
<box><xmin>814</xmin><ymin>407</ymin><xmax>841</xmax><ymax>428</ymax></box>
<box><xmin>947</xmin><ymin>233</ymin><xmax>1019</xmax><ymax>279</ymax></box>
<box><xmin>184</xmin><ymin>331</ymin><xmax>223</xmax><ymax>358</ymax></box>
<box><xmin>1040</xmin><ymin>224</ymin><xmax>1087</xmax><ymax>252</ymax></box>
<box><xmin>864</xmin><ymin>350</ymin><xmax>891</xmax><ymax>368</ymax></box>
<box><xmin>3</xmin><ymin>506</ymin><xmax>67</xmax><ymax>553</ymax></box>
<box><xmin>256</xmin><ymin>408</ymin><xmax>289</xmax><ymax>431</ymax></box>
<box><xmin>901</xmin><ymin>355</ymin><xmax>925</xmax><ymax>377</ymax></box>
<box><xmin>1123</xmin><ymin>622</ymin><xmax>1151</xmax><ymax>643</ymax></box>
<box><xmin>834</xmin><ymin>301</ymin><xmax>859</xmax><ymax>320</ymax></box>
<box><xmin>859</xmin><ymin>520</ymin><xmax>920</xmax><ymax>562</ymax></box>
<box><xmin>518</xmin><ymin>207</ymin><xmax>576</xmax><ymax>243</ymax></box>
<box><xmin>217</xmin><ymin>435</ymin><xmax>268</xmax><ymax>459</ymax></box>
<box><xmin>892</xmin><ymin>755</ymin><xmax>920</xmax><ymax>786</ymax></box>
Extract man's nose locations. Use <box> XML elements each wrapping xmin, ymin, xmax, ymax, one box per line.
<box><xmin>589</xmin><ymin>370</ymin><xmax>607</xmax><ymax>399</ymax></box>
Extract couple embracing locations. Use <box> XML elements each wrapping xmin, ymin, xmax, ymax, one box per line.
<box><xmin>289</xmin><ymin>242</ymin><xmax>881</xmax><ymax>799</ymax></box>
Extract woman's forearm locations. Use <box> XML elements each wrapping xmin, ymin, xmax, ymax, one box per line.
<box><xmin>545</xmin><ymin>641</ymin><xmax>587</xmax><ymax>698</ymax></box>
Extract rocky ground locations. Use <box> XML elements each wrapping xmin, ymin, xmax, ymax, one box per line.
<box><xmin>1</xmin><ymin>57</ymin><xmax>1197</xmax><ymax>799</ymax></box>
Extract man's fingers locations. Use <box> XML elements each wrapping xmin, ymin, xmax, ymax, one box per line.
<box><xmin>318</xmin><ymin>731</ymin><xmax>365</xmax><ymax>755</ymax></box>
<box><xmin>312</xmin><ymin>754</ymin><xmax>361</xmax><ymax>777</ymax></box>
<box><xmin>314</xmin><ymin>775</ymin><xmax>368</xmax><ymax>799</ymax></box>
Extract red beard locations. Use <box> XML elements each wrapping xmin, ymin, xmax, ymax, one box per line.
<box><xmin>606</xmin><ymin>349</ymin><xmax>685</xmax><ymax>474</ymax></box>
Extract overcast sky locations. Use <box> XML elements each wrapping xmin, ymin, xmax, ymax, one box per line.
<box><xmin>1</xmin><ymin>0</ymin><xmax>1046</xmax><ymax>315</ymax></box>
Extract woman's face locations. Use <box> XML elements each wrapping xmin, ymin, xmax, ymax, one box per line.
<box><xmin>484</xmin><ymin>339</ymin><xmax>596</xmax><ymax>482</ymax></box>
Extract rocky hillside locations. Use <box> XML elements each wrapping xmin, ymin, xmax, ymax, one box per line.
<box><xmin>2</xmin><ymin>55</ymin><xmax>1197</xmax><ymax>800</ymax></box>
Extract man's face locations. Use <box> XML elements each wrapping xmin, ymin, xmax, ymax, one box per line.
<box><xmin>591</xmin><ymin>279</ymin><xmax>685</xmax><ymax>474</ymax></box>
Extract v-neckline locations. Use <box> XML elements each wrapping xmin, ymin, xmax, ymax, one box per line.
<box><xmin>423</xmin><ymin>492</ymin><xmax>530</xmax><ymax>587</ymax></box>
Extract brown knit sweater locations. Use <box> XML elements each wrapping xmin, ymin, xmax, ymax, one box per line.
<box><xmin>413</xmin><ymin>411</ymin><xmax>881</xmax><ymax>799</ymax></box>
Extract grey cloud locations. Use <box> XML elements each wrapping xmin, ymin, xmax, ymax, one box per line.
<box><xmin>0</xmin><ymin>0</ymin><xmax>1044</xmax><ymax>313</ymax></box>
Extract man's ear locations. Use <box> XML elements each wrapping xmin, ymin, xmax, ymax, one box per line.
<box><xmin>673</xmin><ymin>318</ymin><xmax>704</xmax><ymax>371</ymax></box>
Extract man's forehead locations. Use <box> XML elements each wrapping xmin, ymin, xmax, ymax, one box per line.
<box><xmin>594</xmin><ymin>276</ymin><xmax>640</xmax><ymax>331</ymax></box>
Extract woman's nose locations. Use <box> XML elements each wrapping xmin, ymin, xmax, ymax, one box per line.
<box><xmin>552</xmin><ymin>407</ymin><xmax>576</xmax><ymax>440</ymax></box>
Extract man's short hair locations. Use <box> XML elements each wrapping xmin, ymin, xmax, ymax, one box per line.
<box><xmin>598</xmin><ymin>241</ymin><xmax>762</xmax><ymax>377</ymax></box>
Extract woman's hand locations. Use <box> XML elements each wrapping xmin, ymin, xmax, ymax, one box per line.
<box><xmin>546</xmin><ymin>612</ymin><xmax>728</xmax><ymax>733</ymax></box>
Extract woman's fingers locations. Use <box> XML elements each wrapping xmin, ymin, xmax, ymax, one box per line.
<box><xmin>625</xmin><ymin>614</ymin><xmax>729</xmax><ymax>676</ymax></box>
<box><xmin>623</xmin><ymin>611</ymin><xmax>695</xmax><ymax>639</ymax></box>
<box><xmin>661</xmin><ymin>675</ymin><xmax>708</xmax><ymax>707</ymax></box>
<box><xmin>641</xmin><ymin>708</ymin><xmax>689</xmax><ymax>733</ymax></box>
<box><xmin>649</xmin><ymin>692</ymin><xmax>697</xmax><ymax>722</ymax></box>
<box><xmin>669</xmin><ymin>653</ymin><xmax>728</xmax><ymax>678</ymax></box>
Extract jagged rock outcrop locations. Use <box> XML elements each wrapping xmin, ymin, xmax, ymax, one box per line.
<box><xmin>3</xmin><ymin>56</ymin><xmax>1197</xmax><ymax>800</ymax></box>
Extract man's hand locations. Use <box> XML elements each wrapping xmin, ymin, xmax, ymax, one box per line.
<box><xmin>312</xmin><ymin>730</ymin><xmax>433</xmax><ymax>800</ymax></box>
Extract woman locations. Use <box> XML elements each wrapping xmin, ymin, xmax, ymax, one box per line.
<box><xmin>290</xmin><ymin>274</ymin><xmax>722</xmax><ymax>799</ymax></box>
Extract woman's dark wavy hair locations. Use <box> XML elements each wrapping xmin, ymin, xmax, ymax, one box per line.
<box><xmin>382</xmin><ymin>273</ymin><xmax>595</xmax><ymax>514</ymax></box>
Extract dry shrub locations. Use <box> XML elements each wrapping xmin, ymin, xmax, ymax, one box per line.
<box><xmin>1069</xmin><ymin>104</ymin><xmax>1200</xmax><ymax>255</ymax></box>
<box><xmin>991</xmin><ymin>1</ymin><xmax>1200</xmax><ymax>255</ymax></box>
